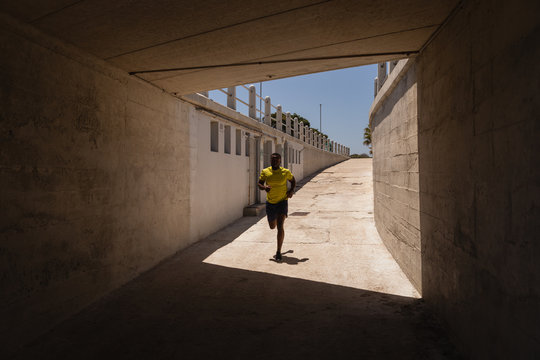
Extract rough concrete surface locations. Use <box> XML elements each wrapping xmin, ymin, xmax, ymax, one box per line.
<box><xmin>370</xmin><ymin>60</ymin><xmax>421</xmax><ymax>292</ymax></box>
<box><xmin>415</xmin><ymin>0</ymin><xmax>540</xmax><ymax>357</ymax></box>
<box><xmin>0</xmin><ymin>1</ymin><xmax>458</xmax><ymax>94</ymax></box>
<box><xmin>11</xmin><ymin>160</ymin><xmax>461</xmax><ymax>359</ymax></box>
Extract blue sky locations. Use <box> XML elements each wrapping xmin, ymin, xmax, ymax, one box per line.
<box><xmin>208</xmin><ymin>64</ymin><xmax>377</xmax><ymax>155</ymax></box>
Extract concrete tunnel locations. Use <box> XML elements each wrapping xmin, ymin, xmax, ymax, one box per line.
<box><xmin>1</xmin><ymin>0</ymin><xmax>539</xmax><ymax>358</ymax></box>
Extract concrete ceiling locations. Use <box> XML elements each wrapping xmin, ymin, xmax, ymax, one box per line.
<box><xmin>1</xmin><ymin>0</ymin><xmax>458</xmax><ymax>94</ymax></box>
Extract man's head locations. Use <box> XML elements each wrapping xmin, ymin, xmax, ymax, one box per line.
<box><xmin>271</xmin><ymin>153</ymin><xmax>281</xmax><ymax>169</ymax></box>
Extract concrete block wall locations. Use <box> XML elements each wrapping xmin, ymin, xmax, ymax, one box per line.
<box><xmin>370</xmin><ymin>60</ymin><xmax>421</xmax><ymax>292</ymax></box>
<box><xmin>415</xmin><ymin>0</ymin><xmax>539</xmax><ymax>357</ymax></box>
<box><xmin>0</xmin><ymin>16</ymin><xmax>191</xmax><ymax>356</ymax></box>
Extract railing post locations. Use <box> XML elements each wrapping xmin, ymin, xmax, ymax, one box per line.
<box><xmin>249</xmin><ymin>85</ymin><xmax>257</xmax><ymax>120</ymax></box>
<box><xmin>374</xmin><ymin>77</ymin><xmax>378</xmax><ymax>97</ymax></box>
<box><xmin>293</xmin><ymin>116</ymin><xmax>299</xmax><ymax>139</ymax></box>
<box><xmin>377</xmin><ymin>62</ymin><xmax>387</xmax><ymax>91</ymax></box>
<box><xmin>389</xmin><ymin>60</ymin><xmax>398</xmax><ymax>73</ymax></box>
<box><xmin>283</xmin><ymin>108</ymin><xmax>291</xmax><ymax>135</ymax></box>
<box><xmin>304</xmin><ymin>124</ymin><xmax>308</xmax><ymax>143</ymax></box>
<box><xmin>277</xmin><ymin>105</ymin><xmax>283</xmax><ymax>132</ymax></box>
<box><xmin>286</xmin><ymin>112</ymin><xmax>292</xmax><ymax>136</ymax></box>
<box><xmin>264</xmin><ymin>96</ymin><xmax>272</xmax><ymax>126</ymax></box>
<box><xmin>331</xmin><ymin>140</ymin><xmax>334</xmax><ymax>153</ymax></box>
<box><xmin>227</xmin><ymin>86</ymin><xmax>236</xmax><ymax>110</ymax></box>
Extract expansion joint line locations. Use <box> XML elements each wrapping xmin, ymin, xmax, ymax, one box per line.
<box><xmin>128</xmin><ymin>51</ymin><xmax>419</xmax><ymax>75</ymax></box>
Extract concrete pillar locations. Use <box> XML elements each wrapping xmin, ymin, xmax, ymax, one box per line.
<box><xmin>389</xmin><ymin>60</ymin><xmax>398</xmax><ymax>73</ymax></box>
<box><xmin>283</xmin><ymin>108</ymin><xmax>291</xmax><ymax>135</ymax></box>
<box><xmin>292</xmin><ymin>115</ymin><xmax>298</xmax><ymax>138</ymax></box>
<box><xmin>377</xmin><ymin>62</ymin><xmax>387</xmax><ymax>91</ymax></box>
<box><xmin>199</xmin><ymin>91</ymin><xmax>209</xmax><ymax>97</ymax></box>
<box><xmin>227</xmin><ymin>86</ymin><xmax>236</xmax><ymax>110</ymax></box>
<box><xmin>277</xmin><ymin>105</ymin><xmax>284</xmax><ymax>132</ymax></box>
<box><xmin>304</xmin><ymin>124</ymin><xmax>308</xmax><ymax>142</ymax></box>
<box><xmin>331</xmin><ymin>140</ymin><xmax>334</xmax><ymax>153</ymax></box>
<box><xmin>249</xmin><ymin>85</ymin><xmax>257</xmax><ymax>120</ymax></box>
<box><xmin>374</xmin><ymin>77</ymin><xmax>378</xmax><ymax>97</ymax></box>
<box><xmin>264</xmin><ymin>96</ymin><xmax>272</xmax><ymax>126</ymax></box>
<box><xmin>318</xmin><ymin>134</ymin><xmax>322</xmax><ymax>149</ymax></box>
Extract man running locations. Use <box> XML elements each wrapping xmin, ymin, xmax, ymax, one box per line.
<box><xmin>258</xmin><ymin>152</ymin><xmax>296</xmax><ymax>261</ymax></box>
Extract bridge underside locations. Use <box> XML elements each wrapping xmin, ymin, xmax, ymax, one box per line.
<box><xmin>1</xmin><ymin>0</ymin><xmax>538</xmax><ymax>359</ymax></box>
<box><xmin>0</xmin><ymin>0</ymin><xmax>458</xmax><ymax>94</ymax></box>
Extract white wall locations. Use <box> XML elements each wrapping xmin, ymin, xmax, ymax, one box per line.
<box><xmin>189</xmin><ymin>109</ymin><xmax>251</xmax><ymax>242</ymax></box>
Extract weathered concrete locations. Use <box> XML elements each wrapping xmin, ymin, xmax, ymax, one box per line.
<box><xmin>0</xmin><ymin>1</ymin><xmax>459</xmax><ymax>94</ymax></box>
<box><xmin>9</xmin><ymin>159</ymin><xmax>461</xmax><ymax>359</ymax></box>
<box><xmin>0</xmin><ymin>16</ymin><xmax>348</xmax><ymax>357</ymax></box>
<box><xmin>370</xmin><ymin>0</ymin><xmax>540</xmax><ymax>357</ymax></box>
<box><xmin>416</xmin><ymin>0</ymin><xmax>540</xmax><ymax>357</ymax></box>
<box><xmin>370</xmin><ymin>60</ymin><xmax>421</xmax><ymax>292</ymax></box>
<box><xmin>0</xmin><ymin>12</ymin><xmax>191</xmax><ymax>357</ymax></box>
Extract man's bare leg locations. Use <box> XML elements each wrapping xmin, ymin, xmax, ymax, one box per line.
<box><xmin>276</xmin><ymin>214</ymin><xmax>286</xmax><ymax>254</ymax></box>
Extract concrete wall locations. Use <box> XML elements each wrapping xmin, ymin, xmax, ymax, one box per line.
<box><xmin>416</xmin><ymin>0</ymin><xmax>540</xmax><ymax>357</ymax></box>
<box><xmin>189</xmin><ymin>108</ymin><xmax>251</xmax><ymax>241</ymax></box>
<box><xmin>0</xmin><ymin>15</ymin><xmax>348</xmax><ymax>356</ymax></box>
<box><xmin>371</xmin><ymin>0</ymin><xmax>539</xmax><ymax>357</ymax></box>
<box><xmin>303</xmin><ymin>146</ymin><xmax>348</xmax><ymax>177</ymax></box>
<box><xmin>370</xmin><ymin>60</ymin><xmax>421</xmax><ymax>292</ymax></box>
<box><xmin>0</xmin><ymin>16</ymin><xmax>191</xmax><ymax>355</ymax></box>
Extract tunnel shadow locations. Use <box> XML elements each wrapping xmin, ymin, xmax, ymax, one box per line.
<box><xmin>12</xmin><ymin>163</ymin><xmax>462</xmax><ymax>360</ymax></box>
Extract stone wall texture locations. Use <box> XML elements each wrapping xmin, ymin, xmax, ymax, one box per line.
<box><xmin>416</xmin><ymin>0</ymin><xmax>540</xmax><ymax>357</ymax></box>
<box><xmin>371</xmin><ymin>62</ymin><xmax>420</xmax><ymax>292</ymax></box>
<box><xmin>0</xmin><ymin>17</ymin><xmax>192</xmax><ymax>355</ymax></box>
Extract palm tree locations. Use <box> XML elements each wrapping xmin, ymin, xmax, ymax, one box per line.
<box><xmin>363</xmin><ymin>126</ymin><xmax>372</xmax><ymax>155</ymax></box>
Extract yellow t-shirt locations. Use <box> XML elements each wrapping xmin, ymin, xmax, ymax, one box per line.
<box><xmin>259</xmin><ymin>166</ymin><xmax>293</xmax><ymax>204</ymax></box>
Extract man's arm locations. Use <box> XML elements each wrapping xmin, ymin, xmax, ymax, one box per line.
<box><xmin>258</xmin><ymin>179</ymin><xmax>271</xmax><ymax>192</ymax></box>
<box><xmin>287</xmin><ymin>176</ymin><xmax>296</xmax><ymax>198</ymax></box>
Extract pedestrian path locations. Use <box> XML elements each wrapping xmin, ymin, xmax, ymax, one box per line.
<box><xmin>204</xmin><ymin>159</ymin><xmax>419</xmax><ymax>298</ymax></box>
<box><xmin>12</xmin><ymin>159</ymin><xmax>460</xmax><ymax>360</ymax></box>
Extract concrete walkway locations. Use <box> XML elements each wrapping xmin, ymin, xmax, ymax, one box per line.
<box><xmin>12</xmin><ymin>159</ymin><xmax>461</xmax><ymax>359</ymax></box>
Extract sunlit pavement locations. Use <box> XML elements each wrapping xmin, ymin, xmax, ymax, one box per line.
<box><xmin>204</xmin><ymin>159</ymin><xmax>419</xmax><ymax>298</ymax></box>
<box><xmin>13</xmin><ymin>159</ymin><xmax>461</xmax><ymax>359</ymax></box>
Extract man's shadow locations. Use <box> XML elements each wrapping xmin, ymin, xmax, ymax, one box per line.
<box><xmin>269</xmin><ymin>250</ymin><xmax>309</xmax><ymax>265</ymax></box>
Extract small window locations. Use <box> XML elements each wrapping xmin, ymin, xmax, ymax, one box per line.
<box><xmin>210</xmin><ymin>121</ymin><xmax>219</xmax><ymax>152</ymax></box>
<box><xmin>245</xmin><ymin>133</ymin><xmax>250</xmax><ymax>156</ymax></box>
<box><xmin>236</xmin><ymin>129</ymin><xmax>241</xmax><ymax>155</ymax></box>
<box><xmin>224</xmin><ymin>125</ymin><xmax>231</xmax><ymax>154</ymax></box>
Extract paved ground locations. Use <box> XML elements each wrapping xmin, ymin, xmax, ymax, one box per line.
<box><xmin>12</xmin><ymin>159</ymin><xmax>461</xmax><ymax>359</ymax></box>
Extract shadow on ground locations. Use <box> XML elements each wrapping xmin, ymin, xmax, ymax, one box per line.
<box><xmin>12</xmin><ymin>215</ymin><xmax>461</xmax><ymax>359</ymax></box>
<box><xmin>11</xmin><ymin>165</ymin><xmax>462</xmax><ymax>359</ymax></box>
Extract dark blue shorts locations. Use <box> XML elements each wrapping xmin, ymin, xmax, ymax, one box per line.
<box><xmin>266</xmin><ymin>200</ymin><xmax>288</xmax><ymax>222</ymax></box>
